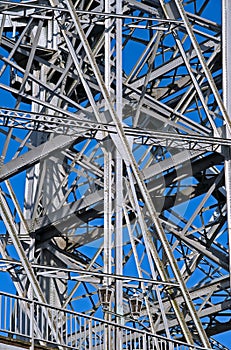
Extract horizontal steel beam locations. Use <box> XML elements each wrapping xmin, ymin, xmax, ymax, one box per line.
<box><xmin>0</xmin><ymin>135</ymin><xmax>77</xmax><ymax>182</ymax></box>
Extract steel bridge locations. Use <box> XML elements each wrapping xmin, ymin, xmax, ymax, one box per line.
<box><xmin>0</xmin><ymin>0</ymin><xmax>230</xmax><ymax>349</ymax></box>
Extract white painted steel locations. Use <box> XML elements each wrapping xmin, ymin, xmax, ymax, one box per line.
<box><xmin>0</xmin><ymin>291</ymin><xmax>211</xmax><ymax>350</ymax></box>
<box><xmin>0</xmin><ymin>1</ymin><xmax>228</xmax><ymax>349</ymax></box>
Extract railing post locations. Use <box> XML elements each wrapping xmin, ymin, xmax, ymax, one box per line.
<box><xmin>0</xmin><ymin>291</ymin><xmax>212</xmax><ymax>350</ymax></box>
<box><xmin>168</xmin><ymin>339</ymin><xmax>173</xmax><ymax>350</ymax></box>
<box><xmin>30</xmin><ymin>300</ymin><xmax>34</xmax><ymax>350</ymax></box>
<box><xmin>143</xmin><ymin>332</ymin><xmax>147</xmax><ymax>350</ymax></box>
<box><xmin>88</xmin><ymin>319</ymin><xmax>92</xmax><ymax>350</ymax></box>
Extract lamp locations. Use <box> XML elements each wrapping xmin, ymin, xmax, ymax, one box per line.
<box><xmin>98</xmin><ymin>285</ymin><xmax>113</xmax><ymax>310</ymax></box>
<box><xmin>129</xmin><ymin>294</ymin><xmax>142</xmax><ymax>319</ymax></box>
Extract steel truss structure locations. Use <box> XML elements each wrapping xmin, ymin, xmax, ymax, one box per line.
<box><xmin>0</xmin><ymin>0</ymin><xmax>230</xmax><ymax>349</ymax></box>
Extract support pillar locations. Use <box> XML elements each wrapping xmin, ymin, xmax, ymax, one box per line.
<box><xmin>115</xmin><ymin>1</ymin><xmax>123</xmax><ymax>349</ymax></box>
<box><xmin>222</xmin><ymin>0</ymin><xmax>231</xmax><ymax>291</ymax></box>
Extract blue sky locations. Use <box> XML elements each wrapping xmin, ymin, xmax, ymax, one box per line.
<box><xmin>0</xmin><ymin>0</ymin><xmax>230</xmax><ymax>348</ymax></box>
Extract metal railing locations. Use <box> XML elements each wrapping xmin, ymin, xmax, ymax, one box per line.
<box><xmin>0</xmin><ymin>291</ymin><xmax>211</xmax><ymax>350</ymax></box>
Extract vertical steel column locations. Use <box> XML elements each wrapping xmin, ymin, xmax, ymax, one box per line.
<box><xmin>104</xmin><ymin>1</ymin><xmax>113</xmax><ymax>348</ymax></box>
<box><xmin>115</xmin><ymin>1</ymin><xmax>123</xmax><ymax>349</ymax></box>
<box><xmin>103</xmin><ymin>148</ymin><xmax>112</xmax><ymax>279</ymax></box>
<box><xmin>23</xmin><ymin>8</ymin><xmax>67</xmax><ymax>308</ymax></box>
<box><xmin>104</xmin><ymin>0</ymin><xmax>113</xmax><ymax>287</ymax></box>
<box><xmin>24</xmin><ymin>58</ymin><xmax>43</xmax><ymax>302</ymax></box>
<box><xmin>222</xmin><ymin>0</ymin><xmax>231</xmax><ymax>290</ymax></box>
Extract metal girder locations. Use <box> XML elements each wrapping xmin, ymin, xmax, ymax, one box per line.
<box><xmin>128</xmin><ymin>37</ymin><xmax>220</xmax><ymax>90</ymax></box>
<box><xmin>0</xmin><ymin>134</ymin><xmax>77</xmax><ymax>181</ymax></box>
<box><xmin>0</xmin><ymin>1</ymin><xmax>229</xmax><ymax>349</ymax></box>
<box><xmin>23</xmin><ymin>151</ymin><xmax>224</xmax><ymax>240</ymax></box>
<box><xmin>0</xmin><ymin>189</ymin><xmax>64</xmax><ymax>346</ymax></box>
<box><xmin>222</xmin><ymin>0</ymin><xmax>231</xmax><ymax>291</ymax></box>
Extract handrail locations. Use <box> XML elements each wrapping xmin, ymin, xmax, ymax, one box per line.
<box><xmin>0</xmin><ymin>290</ymin><xmax>212</xmax><ymax>350</ymax></box>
